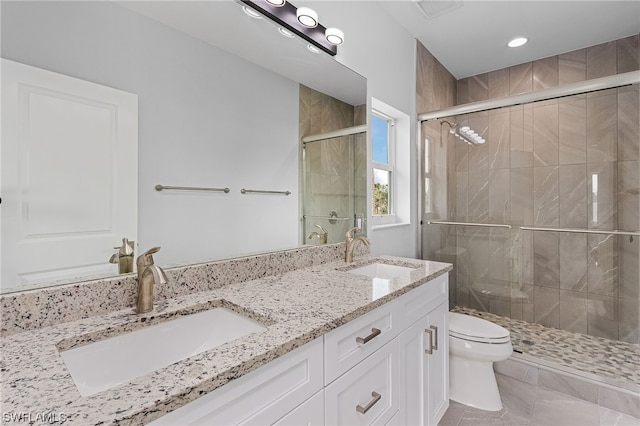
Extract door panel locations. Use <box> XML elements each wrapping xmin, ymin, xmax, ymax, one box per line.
<box><xmin>1</xmin><ymin>59</ymin><xmax>137</xmax><ymax>291</ymax></box>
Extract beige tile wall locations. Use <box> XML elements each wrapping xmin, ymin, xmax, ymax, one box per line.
<box><xmin>299</xmin><ymin>85</ymin><xmax>366</xmax><ymax>245</ymax></box>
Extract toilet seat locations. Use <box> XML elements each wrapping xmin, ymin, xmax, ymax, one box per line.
<box><xmin>449</xmin><ymin>312</ymin><xmax>511</xmax><ymax>344</ymax></box>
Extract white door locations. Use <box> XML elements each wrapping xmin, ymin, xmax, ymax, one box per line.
<box><xmin>1</xmin><ymin>59</ymin><xmax>138</xmax><ymax>292</ymax></box>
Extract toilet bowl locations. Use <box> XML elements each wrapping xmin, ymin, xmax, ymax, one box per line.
<box><xmin>448</xmin><ymin>312</ymin><xmax>512</xmax><ymax>411</ymax></box>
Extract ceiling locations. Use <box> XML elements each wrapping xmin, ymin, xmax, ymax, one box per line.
<box><xmin>381</xmin><ymin>1</ymin><xmax>640</xmax><ymax>79</ymax></box>
<box><xmin>119</xmin><ymin>1</ymin><xmax>639</xmax><ymax>93</ymax></box>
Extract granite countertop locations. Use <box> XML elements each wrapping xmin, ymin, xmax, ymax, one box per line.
<box><xmin>0</xmin><ymin>255</ymin><xmax>451</xmax><ymax>425</ymax></box>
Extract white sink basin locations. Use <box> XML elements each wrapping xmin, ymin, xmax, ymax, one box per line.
<box><xmin>348</xmin><ymin>262</ymin><xmax>415</xmax><ymax>279</ymax></box>
<box><xmin>60</xmin><ymin>308</ymin><xmax>267</xmax><ymax>396</ymax></box>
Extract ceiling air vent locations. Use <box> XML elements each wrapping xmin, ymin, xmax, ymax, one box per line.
<box><xmin>413</xmin><ymin>0</ymin><xmax>463</xmax><ymax>19</ymax></box>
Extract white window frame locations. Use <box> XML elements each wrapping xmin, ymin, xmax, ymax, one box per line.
<box><xmin>372</xmin><ymin>109</ymin><xmax>395</xmax><ymax>218</ymax></box>
<box><xmin>370</xmin><ymin>98</ymin><xmax>410</xmax><ymax>229</ymax></box>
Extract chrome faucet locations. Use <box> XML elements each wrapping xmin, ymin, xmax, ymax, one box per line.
<box><xmin>345</xmin><ymin>227</ymin><xmax>370</xmax><ymax>263</ymax></box>
<box><xmin>307</xmin><ymin>224</ymin><xmax>328</xmax><ymax>244</ymax></box>
<box><xmin>135</xmin><ymin>247</ymin><xmax>167</xmax><ymax>314</ymax></box>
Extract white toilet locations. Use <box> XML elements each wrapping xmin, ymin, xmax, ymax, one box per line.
<box><xmin>448</xmin><ymin>312</ymin><xmax>512</xmax><ymax>411</ymax></box>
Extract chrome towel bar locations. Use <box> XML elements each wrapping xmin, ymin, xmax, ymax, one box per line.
<box><xmin>426</xmin><ymin>220</ymin><xmax>512</xmax><ymax>229</ymax></box>
<box><xmin>155</xmin><ymin>184</ymin><xmax>230</xmax><ymax>193</ymax></box>
<box><xmin>241</xmin><ymin>188</ymin><xmax>291</xmax><ymax>195</ymax></box>
<box><xmin>303</xmin><ymin>214</ymin><xmax>353</xmax><ymax>221</ymax></box>
<box><xmin>520</xmin><ymin>226</ymin><xmax>640</xmax><ymax>236</ymax></box>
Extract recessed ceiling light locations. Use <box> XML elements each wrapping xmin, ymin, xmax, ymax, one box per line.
<box><xmin>278</xmin><ymin>27</ymin><xmax>295</xmax><ymax>38</ymax></box>
<box><xmin>265</xmin><ymin>0</ymin><xmax>286</xmax><ymax>6</ymax></box>
<box><xmin>242</xmin><ymin>5</ymin><xmax>262</xmax><ymax>19</ymax></box>
<box><xmin>507</xmin><ymin>37</ymin><xmax>528</xmax><ymax>48</ymax></box>
<box><xmin>307</xmin><ymin>44</ymin><xmax>321</xmax><ymax>54</ymax></box>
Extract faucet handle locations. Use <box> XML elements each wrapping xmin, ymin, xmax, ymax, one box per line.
<box><xmin>137</xmin><ymin>246</ymin><xmax>161</xmax><ymax>268</ymax></box>
<box><xmin>119</xmin><ymin>238</ymin><xmax>134</xmax><ymax>255</ymax></box>
<box><xmin>315</xmin><ymin>224</ymin><xmax>328</xmax><ymax>235</ymax></box>
<box><xmin>346</xmin><ymin>227</ymin><xmax>360</xmax><ymax>239</ymax></box>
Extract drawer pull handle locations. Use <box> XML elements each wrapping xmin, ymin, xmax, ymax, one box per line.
<box><xmin>430</xmin><ymin>325</ymin><xmax>438</xmax><ymax>351</ymax></box>
<box><xmin>425</xmin><ymin>328</ymin><xmax>433</xmax><ymax>355</ymax></box>
<box><xmin>356</xmin><ymin>391</ymin><xmax>382</xmax><ymax>414</ymax></box>
<box><xmin>356</xmin><ymin>328</ymin><xmax>381</xmax><ymax>345</ymax></box>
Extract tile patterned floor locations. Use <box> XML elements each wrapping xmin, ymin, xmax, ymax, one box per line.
<box><xmin>452</xmin><ymin>306</ymin><xmax>640</xmax><ymax>388</ymax></box>
<box><xmin>439</xmin><ymin>375</ymin><xmax>640</xmax><ymax>426</ymax></box>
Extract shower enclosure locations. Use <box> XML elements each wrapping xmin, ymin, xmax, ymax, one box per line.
<box><xmin>301</xmin><ymin>125</ymin><xmax>367</xmax><ymax>245</ymax></box>
<box><xmin>420</xmin><ymin>73</ymin><xmax>640</xmax><ymax>347</ymax></box>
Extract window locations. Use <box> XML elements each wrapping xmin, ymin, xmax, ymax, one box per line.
<box><xmin>372</xmin><ymin>111</ymin><xmax>394</xmax><ymax>216</ymax></box>
<box><xmin>370</xmin><ymin>98</ymin><xmax>409</xmax><ymax>229</ymax></box>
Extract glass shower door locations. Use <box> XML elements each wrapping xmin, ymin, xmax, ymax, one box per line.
<box><xmin>302</xmin><ymin>130</ymin><xmax>367</xmax><ymax>245</ymax></box>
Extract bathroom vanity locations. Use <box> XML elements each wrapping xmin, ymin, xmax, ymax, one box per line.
<box><xmin>153</xmin><ymin>268</ymin><xmax>449</xmax><ymax>425</ymax></box>
<box><xmin>0</xmin><ymin>248</ymin><xmax>451</xmax><ymax>425</ymax></box>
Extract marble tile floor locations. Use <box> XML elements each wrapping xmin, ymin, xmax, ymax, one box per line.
<box><xmin>438</xmin><ymin>374</ymin><xmax>640</xmax><ymax>426</ymax></box>
<box><xmin>452</xmin><ymin>307</ymin><xmax>640</xmax><ymax>389</ymax></box>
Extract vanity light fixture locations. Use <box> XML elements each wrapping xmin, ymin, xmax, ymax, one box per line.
<box><xmin>296</xmin><ymin>7</ymin><xmax>318</xmax><ymax>28</ymax></box>
<box><xmin>508</xmin><ymin>37</ymin><xmax>528</xmax><ymax>48</ymax></box>
<box><xmin>325</xmin><ymin>27</ymin><xmax>344</xmax><ymax>45</ymax></box>
<box><xmin>240</xmin><ymin>0</ymin><xmax>340</xmax><ymax>56</ymax></box>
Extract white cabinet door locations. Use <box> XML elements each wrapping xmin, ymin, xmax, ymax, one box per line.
<box><xmin>1</xmin><ymin>59</ymin><xmax>138</xmax><ymax>291</ymax></box>
<box><xmin>397</xmin><ymin>301</ymin><xmax>449</xmax><ymax>426</ymax></box>
<box><xmin>425</xmin><ymin>301</ymin><xmax>448</xmax><ymax>425</ymax></box>
<box><xmin>396</xmin><ymin>314</ymin><xmax>428</xmax><ymax>426</ymax></box>
<box><xmin>274</xmin><ymin>390</ymin><xmax>324</xmax><ymax>426</ymax></box>
<box><xmin>325</xmin><ymin>339</ymin><xmax>398</xmax><ymax>426</ymax></box>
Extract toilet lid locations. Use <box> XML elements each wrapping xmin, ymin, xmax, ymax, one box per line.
<box><xmin>449</xmin><ymin>312</ymin><xmax>511</xmax><ymax>344</ymax></box>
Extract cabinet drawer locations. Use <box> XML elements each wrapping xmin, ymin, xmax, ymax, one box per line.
<box><xmin>324</xmin><ymin>301</ymin><xmax>399</xmax><ymax>384</ymax></box>
<box><xmin>397</xmin><ymin>273</ymin><xmax>448</xmax><ymax>329</ymax></box>
<box><xmin>150</xmin><ymin>338</ymin><xmax>323</xmax><ymax>425</ymax></box>
<box><xmin>325</xmin><ymin>339</ymin><xmax>398</xmax><ymax>426</ymax></box>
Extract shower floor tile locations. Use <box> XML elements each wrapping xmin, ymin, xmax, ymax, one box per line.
<box><xmin>452</xmin><ymin>306</ymin><xmax>640</xmax><ymax>389</ymax></box>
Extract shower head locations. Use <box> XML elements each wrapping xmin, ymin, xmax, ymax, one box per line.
<box><xmin>441</xmin><ymin>120</ymin><xmax>485</xmax><ymax>145</ymax></box>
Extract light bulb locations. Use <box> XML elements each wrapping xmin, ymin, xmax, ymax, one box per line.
<box><xmin>278</xmin><ymin>27</ymin><xmax>295</xmax><ymax>38</ymax></box>
<box><xmin>242</xmin><ymin>6</ymin><xmax>262</xmax><ymax>19</ymax></box>
<box><xmin>297</xmin><ymin>7</ymin><xmax>318</xmax><ymax>28</ymax></box>
<box><xmin>325</xmin><ymin>28</ymin><xmax>344</xmax><ymax>45</ymax></box>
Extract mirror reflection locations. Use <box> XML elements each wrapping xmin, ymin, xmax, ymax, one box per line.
<box><xmin>0</xmin><ymin>1</ymin><xmax>366</xmax><ymax>293</ymax></box>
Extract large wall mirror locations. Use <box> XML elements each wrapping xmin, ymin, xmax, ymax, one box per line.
<box><xmin>0</xmin><ymin>1</ymin><xmax>366</xmax><ymax>294</ymax></box>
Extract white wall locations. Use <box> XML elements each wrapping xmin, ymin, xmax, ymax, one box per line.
<box><xmin>307</xmin><ymin>2</ymin><xmax>419</xmax><ymax>258</ymax></box>
<box><xmin>1</xmin><ymin>1</ymin><xmax>300</xmax><ymax>266</ymax></box>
